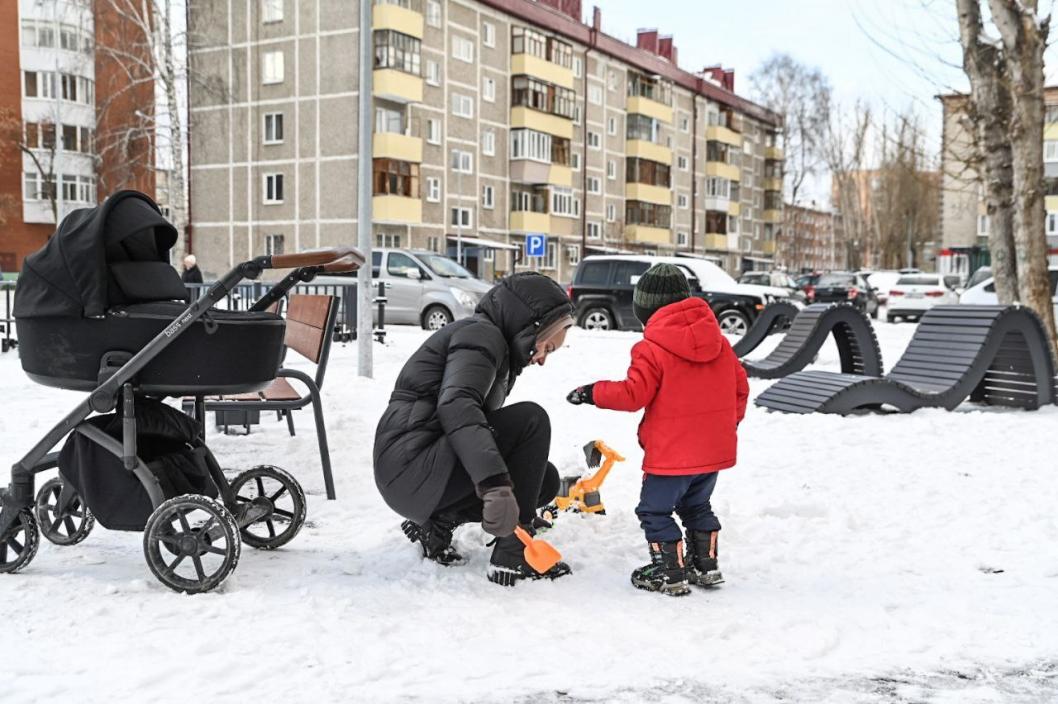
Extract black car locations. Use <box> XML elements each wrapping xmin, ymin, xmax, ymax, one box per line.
<box><xmin>810</xmin><ymin>272</ymin><xmax>879</xmax><ymax>318</ymax></box>
<box><xmin>569</xmin><ymin>257</ymin><xmax>764</xmax><ymax>335</ymax></box>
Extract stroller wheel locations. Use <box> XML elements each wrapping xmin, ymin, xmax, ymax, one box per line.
<box><xmin>35</xmin><ymin>477</ymin><xmax>95</xmax><ymax>546</ymax></box>
<box><xmin>143</xmin><ymin>495</ymin><xmax>241</xmax><ymax>594</ymax></box>
<box><xmin>0</xmin><ymin>510</ymin><xmax>40</xmax><ymax>574</ymax></box>
<box><xmin>229</xmin><ymin>465</ymin><xmax>307</xmax><ymax>550</ymax></box>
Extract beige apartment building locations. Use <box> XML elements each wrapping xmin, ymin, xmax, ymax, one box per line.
<box><xmin>187</xmin><ymin>0</ymin><xmax>783</xmax><ymax>283</ymax></box>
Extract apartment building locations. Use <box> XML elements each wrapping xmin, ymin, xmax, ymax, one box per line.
<box><xmin>777</xmin><ymin>202</ymin><xmax>846</xmax><ymax>274</ymax></box>
<box><xmin>939</xmin><ymin>89</ymin><xmax>1058</xmax><ymax>279</ymax></box>
<box><xmin>186</xmin><ymin>0</ymin><xmax>783</xmax><ymax>283</ymax></box>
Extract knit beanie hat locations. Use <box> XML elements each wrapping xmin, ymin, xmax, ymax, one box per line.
<box><xmin>633</xmin><ymin>263</ymin><xmax>690</xmax><ymax>325</ymax></box>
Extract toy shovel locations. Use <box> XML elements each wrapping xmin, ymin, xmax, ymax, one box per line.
<box><xmin>513</xmin><ymin>526</ymin><xmax>562</xmax><ymax>574</ymax></box>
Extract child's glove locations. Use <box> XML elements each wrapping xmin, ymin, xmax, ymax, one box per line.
<box><xmin>566</xmin><ymin>384</ymin><xmax>595</xmax><ymax>405</ymax></box>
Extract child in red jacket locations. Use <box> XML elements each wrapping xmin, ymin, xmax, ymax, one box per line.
<box><xmin>567</xmin><ymin>263</ymin><xmax>749</xmax><ymax>596</ymax></box>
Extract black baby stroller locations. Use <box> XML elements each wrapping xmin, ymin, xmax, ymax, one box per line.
<box><xmin>0</xmin><ymin>190</ymin><xmax>363</xmax><ymax>593</ymax></box>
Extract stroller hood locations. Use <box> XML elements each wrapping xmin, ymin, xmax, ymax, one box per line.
<box><xmin>14</xmin><ymin>190</ymin><xmax>178</xmax><ymax>319</ymax></box>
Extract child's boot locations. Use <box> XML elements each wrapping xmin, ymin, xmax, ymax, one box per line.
<box><xmin>630</xmin><ymin>541</ymin><xmax>691</xmax><ymax>596</ymax></box>
<box><xmin>686</xmin><ymin>529</ymin><xmax>724</xmax><ymax>587</ymax></box>
<box><xmin>402</xmin><ymin>515</ymin><xmax>467</xmax><ymax>566</ymax></box>
<box><xmin>487</xmin><ymin>525</ymin><xmax>572</xmax><ymax>586</ymax></box>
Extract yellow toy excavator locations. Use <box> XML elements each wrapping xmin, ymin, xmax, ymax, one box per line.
<box><xmin>543</xmin><ymin>440</ymin><xmax>625</xmax><ymax>519</ymax></box>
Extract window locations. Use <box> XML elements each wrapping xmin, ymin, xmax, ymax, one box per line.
<box><xmin>265</xmin><ymin>233</ymin><xmax>285</xmax><ymax>256</ymax></box>
<box><xmin>607</xmin><ymin>159</ymin><xmax>616</xmax><ymax>180</ymax></box>
<box><xmin>607</xmin><ymin>116</ymin><xmax>617</xmax><ymax>135</ymax></box>
<box><xmin>627</xmin><ymin>71</ymin><xmax>672</xmax><ymax>105</ymax></box>
<box><xmin>573</xmin><ymin>57</ymin><xmax>582</xmax><ymax>78</ymax></box>
<box><xmin>482</xmin><ymin>22</ymin><xmax>495</xmax><ymax>47</ymax></box>
<box><xmin>706</xmin><ymin>177</ymin><xmax>730</xmax><ymax>198</ymax></box>
<box><xmin>482</xmin><ymin>184</ymin><xmax>495</xmax><ymax>209</ymax></box>
<box><xmin>375</xmin><ymin>105</ymin><xmax>404</xmax><ymax>134</ymax></box>
<box><xmin>61</xmin><ymin>74</ymin><xmax>78</xmax><ymax>102</ymax></box>
<box><xmin>262</xmin><ymin>0</ymin><xmax>283</xmax><ymax>22</ymax></box>
<box><xmin>23</xmin><ymin>71</ymin><xmax>38</xmax><ymax>98</ymax></box>
<box><xmin>263</xmin><ymin>173</ymin><xmax>284</xmax><ymax>203</ymax></box>
<box><xmin>606</xmin><ymin>203</ymin><xmax>616</xmax><ymax>222</ymax></box>
<box><xmin>511</xmin><ymin>27</ymin><xmax>573</xmax><ymax>68</ymax></box>
<box><xmin>388</xmin><ymin>251</ymin><xmax>421</xmax><ymax>277</ymax></box>
<box><xmin>450</xmin><ymin>207</ymin><xmax>472</xmax><ymax>228</ymax></box>
<box><xmin>451</xmin><ymin>93</ymin><xmax>473</xmax><ymax>118</ymax></box>
<box><xmin>573</xmin><ymin>105</ymin><xmax>582</xmax><ymax>125</ymax></box>
<box><xmin>1046</xmin><ymin>105</ymin><xmax>1058</xmax><ymax>124</ymax></box>
<box><xmin>23</xmin><ymin>171</ymin><xmax>42</xmax><ymax>200</ymax></box>
<box><xmin>426</xmin><ymin>177</ymin><xmax>441</xmax><ymax>202</ymax></box>
<box><xmin>626</xmin><ymin>157</ymin><xmax>671</xmax><ymax>188</ymax></box>
<box><xmin>452</xmin><ymin>35</ymin><xmax>474</xmax><ymax>63</ymax></box>
<box><xmin>678</xmin><ymin>156</ymin><xmax>688</xmax><ymax>170</ymax></box>
<box><xmin>41</xmin><ymin>123</ymin><xmax>56</xmax><ymax>150</ymax></box>
<box><xmin>377</xmin><ymin>233</ymin><xmax>403</xmax><ymax>248</ymax></box>
<box><xmin>511</xmin><ymin>185</ymin><xmax>548</xmax><ymax>213</ymax></box>
<box><xmin>551</xmin><ymin>188</ymin><xmax>575</xmax><ymax>217</ymax></box>
<box><xmin>425</xmin><ymin>60</ymin><xmax>440</xmax><ymax>86</ymax></box>
<box><xmin>578</xmin><ymin>261</ymin><xmax>609</xmax><ymax>284</ymax></box>
<box><xmin>681</xmin><ymin>116</ymin><xmax>689</xmax><ymax>132</ymax></box>
<box><xmin>608</xmin><ymin>70</ymin><xmax>617</xmax><ymax>91</ymax></box>
<box><xmin>551</xmin><ymin>136</ymin><xmax>570</xmax><ymax>166</ymax></box>
<box><xmin>373</xmin><ymin>158</ymin><xmax>420</xmax><ymax>197</ymax></box>
<box><xmin>1048</xmin><ymin>213</ymin><xmax>1058</xmax><ymax>236</ymax></box>
<box><xmin>678</xmin><ymin>194</ymin><xmax>688</xmax><ymax>208</ymax></box>
<box><xmin>587</xmin><ymin>176</ymin><xmax>601</xmax><ymax>194</ymax></box>
<box><xmin>613</xmin><ymin>260</ymin><xmax>650</xmax><ymax>285</ymax></box>
<box><xmin>426</xmin><ymin>118</ymin><xmax>441</xmax><ymax>144</ymax></box>
<box><xmin>627</xmin><ymin>114</ymin><xmax>660</xmax><ymax>142</ymax></box>
<box><xmin>262</xmin><ymin>51</ymin><xmax>284</xmax><ymax>84</ymax></box>
<box><xmin>567</xmin><ymin>245</ymin><xmax>581</xmax><ymax>265</ymax></box>
<box><xmin>511</xmin><ymin>75</ymin><xmax>576</xmax><ymax>119</ymax></box>
<box><xmin>60</xmin><ymin>27</ymin><xmax>79</xmax><ymax>52</ymax></box>
<box><xmin>482</xmin><ymin>129</ymin><xmax>496</xmax><ymax>156</ymax></box>
<box><xmin>626</xmin><ymin>200</ymin><xmax>672</xmax><ymax>228</ymax></box>
<box><xmin>587</xmin><ymin>221</ymin><xmax>601</xmax><ymax>239</ymax></box>
<box><xmin>571</xmin><ymin>152</ymin><xmax>580</xmax><ymax>171</ymax></box>
<box><xmin>483</xmin><ymin>77</ymin><xmax>496</xmax><ymax>102</ymax></box>
<box><xmin>62</xmin><ymin>175</ymin><xmax>78</xmax><ymax>202</ymax></box>
<box><xmin>677</xmin><ymin>231</ymin><xmax>688</xmax><ymax>246</ymax></box>
<box><xmin>587</xmin><ymin>131</ymin><xmax>601</xmax><ymax>149</ymax></box>
<box><xmin>264</xmin><ymin>112</ymin><xmax>284</xmax><ymax>143</ymax></box>
<box><xmin>426</xmin><ymin>235</ymin><xmax>442</xmax><ymax>252</ymax></box>
<box><xmin>588</xmin><ymin>85</ymin><xmax>602</xmax><ymax>105</ymax></box>
<box><xmin>426</xmin><ymin>0</ymin><xmax>441</xmax><ymax>27</ymax></box>
<box><xmin>79</xmin><ymin>126</ymin><xmax>92</xmax><ymax>153</ymax></box>
<box><xmin>510</xmin><ymin>129</ymin><xmax>552</xmax><ymax>163</ymax></box>
<box><xmin>375</xmin><ymin>30</ymin><xmax>421</xmax><ymax>75</ymax></box>
<box><xmin>61</xmin><ymin>124</ymin><xmax>77</xmax><ymax>151</ymax></box>
<box><xmin>1046</xmin><ymin>141</ymin><xmax>1058</xmax><ymax>163</ymax></box>
<box><xmin>542</xmin><ymin>242</ymin><xmax>557</xmax><ymax>270</ymax></box>
<box><xmin>451</xmin><ymin>149</ymin><xmax>473</xmax><ymax>173</ymax></box>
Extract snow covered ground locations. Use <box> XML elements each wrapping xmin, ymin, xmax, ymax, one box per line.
<box><xmin>2</xmin><ymin>315</ymin><xmax>1057</xmax><ymax>703</ymax></box>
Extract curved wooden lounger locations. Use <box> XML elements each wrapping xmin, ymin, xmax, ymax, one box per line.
<box><xmin>756</xmin><ymin>305</ymin><xmax>1057</xmax><ymax>415</ymax></box>
<box><xmin>731</xmin><ymin>301</ymin><xmax>800</xmax><ymax>358</ymax></box>
<box><xmin>740</xmin><ymin>303</ymin><xmax>883</xmax><ymax>380</ymax></box>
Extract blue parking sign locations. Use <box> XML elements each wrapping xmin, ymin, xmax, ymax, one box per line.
<box><xmin>525</xmin><ymin>234</ymin><xmax>547</xmax><ymax>258</ymax></box>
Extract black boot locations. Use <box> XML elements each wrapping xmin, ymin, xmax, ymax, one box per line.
<box><xmin>402</xmin><ymin>515</ymin><xmax>466</xmax><ymax>567</ymax></box>
<box><xmin>630</xmin><ymin>541</ymin><xmax>691</xmax><ymax>596</ymax></box>
<box><xmin>685</xmin><ymin>530</ymin><xmax>724</xmax><ymax>587</ymax></box>
<box><xmin>487</xmin><ymin>525</ymin><xmax>571</xmax><ymax>587</ymax></box>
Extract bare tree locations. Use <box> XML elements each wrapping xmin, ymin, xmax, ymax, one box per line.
<box><xmin>956</xmin><ymin>0</ymin><xmax>1018</xmax><ymax>304</ymax></box>
<box><xmin>0</xmin><ymin>108</ymin><xmax>61</xmax><ymax>222</ymax></box>
<box><xmin>987</xmin><ymin>0</ymin><xmax>1057</xmax><ymax>349</ymax></box>
<box><xmin>825</xmin><ymin>103</ymin><xmax>874</xmax><ymax>270</ymax></box>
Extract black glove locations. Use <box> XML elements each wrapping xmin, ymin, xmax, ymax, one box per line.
<box><xmin>476</xmin><ymin>478</ymin><xmax>519</xmax><ymax>537</ymax></box>
<box><xmin>566</xmin><ymin>384</ymin><xmax>595</xmax><ymax>405</ymax></box>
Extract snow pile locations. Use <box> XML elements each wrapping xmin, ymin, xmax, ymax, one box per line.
<box><xmin>1</xmin><ymin>319</ymin><xmax>1056</xmax><ymax>702</ymax></box>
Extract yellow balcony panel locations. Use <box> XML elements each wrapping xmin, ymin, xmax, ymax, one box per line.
<box><xmin>626</xmin><ymin>139</ymin><xmax>673</xmax><ymax>166</ymax></box>
<box><xmin>510</xmin><ymin>106</ymin><xmax>573</xmax><ymax>140</ymax></box>
<box><xmin>373</xmin><ymin>69</ymin><xmax>423</xmax><ymax>104</ymax></box>
<box><xmin>705</xmin><ymin>161</ymin><xmax>740</xmax><ymax>181</ymax></box>
<box><xmin>763</xmin><ymin>176</ymin><xmax>783</xmax><ymax>192</ymax></box>
<box><xmin>548</xmin><ymin>164</ymin><xmax>572</xmax><ymax>188</ymax></box>
<box><xmin>705</xmin><ymin>125</ymin><xmax>742</xmax><ymax>148</ymax></box>
<box><xmin>702</xmin><ymin>234</ymin><xmax>728</xmax><ymax>251</ymax></box>
<box><xmin>1046</xmin><ymin>195</ymin><xmax>1058</xmax><ymax>212</ymax></box>
<box><xmin>728</xmin><ymin>201</ymin><xmax>741</xmax><ymax>217</ymax></box>
<box><xmin>511</xmin><ymin>53</ymin><xmax>574</xmax><ymax>90</ymax></box>
<box><xmin>373</xmin><ymin>195</ymin><xmax>422</xmax><ymax>224</ymax></box>
<box><xmin>763</xmin><ymin>241</ymin><xmax>776</xmax><ymax>255</ymax></box>
<box><xmin>625</xmin><ymin>183</ymin><xmax>671</xmax><ymax>205</ymax></box>
<box><xmin>510</xmin><ymin>211</ymin><xmax>551</xmax><ymax>233</ymax></box>
<box><xmin>1046</xmin><ymin>123</ymin><xmax>1058</xmax><ymax>140</ymax></box>
<box><xmin>373</xmin><ymin>133</ymin><xmax>423</xmax><ymax>162</ymax></box>
<box><xmin>372</xmin><ymin>3</ymin><xmax>424</xmax><ymax>39</ymax></box>
<box><xmin>625</xmin><ymin>224</ymin><xmax>670</xmax><ymax>245</ymax></box>
<box><xmin>765</xmin><ymin>146</ymin><xmax>784</xmax><ymax>161</ymax></box>
<box><xmin>627</xmin><ymin>95</ymin><xmax>673</xmax><ymax>124</ymax></box>
<box><xmin>763</xmin><ymin>208</ymin><xmax>782</xmax><ymax>223</ymax></box>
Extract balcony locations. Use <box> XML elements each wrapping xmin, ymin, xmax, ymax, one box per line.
<box><xmin>509</xmin><ymin>160</ymin><xmax>572</xmax><ymax>187</ymax></box>
<box><xmin>511</xmin><ymin>53</ymin><xmax>574</xmax><ymax>90</ymax></box>
<box><xmin>374</xmin><ymin>68</ymin><xmax>423</xmax><ymax>103</ymax></box>
<box><xmin>625</xmin><ymin>225</ymin><xmax>670</xmax><ymax>244</ymax></box>
<box><xmin>1046</xmin><ymin>195</ymin><xmax>1058</xmax><ymax>212</ymax></box>
<box><xmin>765</xmin><ymin>145</ymin><xmax>784</xmax><ymax>160</ymax></box>
<box><xmin>763</xmin><ymin>241</ymin><xmax>776</xmax><ymax>255</ymax></box>
<box><xmin>728</xmin><ymin>201</ymin><xmax>741</xmax><ymax>217</ymax></box>
<box><xmin>626</xmin><ymin>140</ymin><xmax>673</xmax><ymax>166</ymax></box>
<box><xmin>374</xmin><ymin>195</ymin><xmax>422</xmax><ymax>223</ymax></box>
<box><xmin>705</xmin><ymin>161</ymin><xmax>740</xmax><ymax>182</ymax></box>
<box><xmin>705</xmin><ymin>125</ymin><xmax>742</xmax><ymax>148</ymax></box>
<box><xmin>702</xmin><ymin>234</ymin><xmax>728</xmax><ymax>251</ymax></box>
<box><xmin>373</xmin><ymin>132</ymin><xmax>422</xmax><ymax>162</ymax></box>
<box><xmin>510</xmin><ymin>106</ymin><xmax>573</xmax><ymax>140</ymax></box>
<box><xmin>763</xmin><ymin>176</ymin><xmax>783</xmax><ymax>192</ymax></box>
<box><xmin>625</xmin><ymin>183</ymin><xmax>671</xmax><ymax>205</ymax></box>
<box><xmin>627</xmin><ymin>96</ymin><xmax>673</xmax><ymax>124</ymax></box>
<box><xmin>511</xmin><ymin>210</ymin><xmax>551</xmax><ymax>233</ymax></box>
<box><xmin>762</xmin><ymin>208</ymin><xmax>782</xmax><ymax>223</ymax></box>
<box><xmin>372</xmin><ymin>0</ymin><xmax>424</xmax><ymax>40</ymax></box>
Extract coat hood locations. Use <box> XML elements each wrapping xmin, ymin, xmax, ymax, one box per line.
<box><xmin>643</xmin><ymin>297</ymin><xmax>724</xmax><ymax>363</ymax></box>
<box><xmin>475</xmin><ymin>272</ymin><xmax>573</xmax><ymax>370</ymax></box>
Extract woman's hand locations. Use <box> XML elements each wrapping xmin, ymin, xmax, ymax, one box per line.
<box><xmin>566</xmin><ymin>384</ymin><xmax>595</xmax><ymax>405</ymax></box>
<box><xmin>477</xmin><ymin>479</ymin><xmax>519</xmax><ymax>537</ymax></box>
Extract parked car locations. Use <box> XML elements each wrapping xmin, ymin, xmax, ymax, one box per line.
<box><xmin>795</xmin><ymin>272</ymin><xmax>822</xmax><ymax>300</ymax></box>
<box><xmin>569</xmin><ymin>255</ymin><xmax>773</xmax><ymax>336</ymax></box>
<box><xmin>810</xmin><ymin>271</ymin><xmax>880</xmax><ymax>318</ymax></box>
<box><xmin>314</xmin><ymin>248</ymin><xmax>491</xmax><ymax>330</ymax></box>
<box><xmin>959</xmin><ymin>266</ymin><xmax>1058</xmax><ymax>320</ymax></box>
<box><xmin>963</xmin><ymin>266</ymin><xmax>992</xmax><ymax>292</ymax></box>
<box><xmin>740</xmin><ymin>270</ymin><xmax>805</xmax><ymax>301</ymax></box>
<box><xmin>886</xmin><ymin>273</ymin><xmax>960</xmax><ymax>322</ymax></box>
<box><xmin>864</xmin><ymin>270</ymin><xmax>903</xmax><ymax>306</ymax></box>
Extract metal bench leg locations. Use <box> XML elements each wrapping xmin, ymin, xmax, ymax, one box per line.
<box><xmin>309</xmin><ymin>390</ymin><xmax>335</xmax><ymax>500</ymax></box>
<box><xmin>285</xmin><ymin>409</ymin><xmax>296</xmax><ymax>437</ymax></box>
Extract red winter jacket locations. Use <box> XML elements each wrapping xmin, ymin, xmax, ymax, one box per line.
<box><xmin>592</xmin><ymin>297</ymin><xmax>749</xmax><ymax>475</ymax></box>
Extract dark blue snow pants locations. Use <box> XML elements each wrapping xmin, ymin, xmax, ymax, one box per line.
<box><xmin>635</xmin><ymin>472</ymin><xmax>721</xmax><ymax>543</ymax></box>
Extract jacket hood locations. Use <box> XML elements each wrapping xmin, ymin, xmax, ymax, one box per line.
<box><xmin>475</xmin><ymin>272</ymin><xmax>573</xmax><ymax>370</ymax></box>
<box><xmin>643</xmin><ymin>297</ymin><xmax>724</xmax><ymax>363</ymax></box>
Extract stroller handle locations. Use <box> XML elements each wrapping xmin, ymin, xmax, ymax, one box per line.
<box><xmin>265</xmin><ymin>246</ymin><xmax>364</xmax><ymax>271</ymax></box>
<box><xmin>319</xmin><ymin>252</ymin><xmax>363</xmax><ymax>273</ymax></box>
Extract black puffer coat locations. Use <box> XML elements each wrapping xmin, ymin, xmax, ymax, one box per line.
<box><xmin>373</xmin><ymin>273</ymin><xmax>573</xmax><ymax>523</ymax></box>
